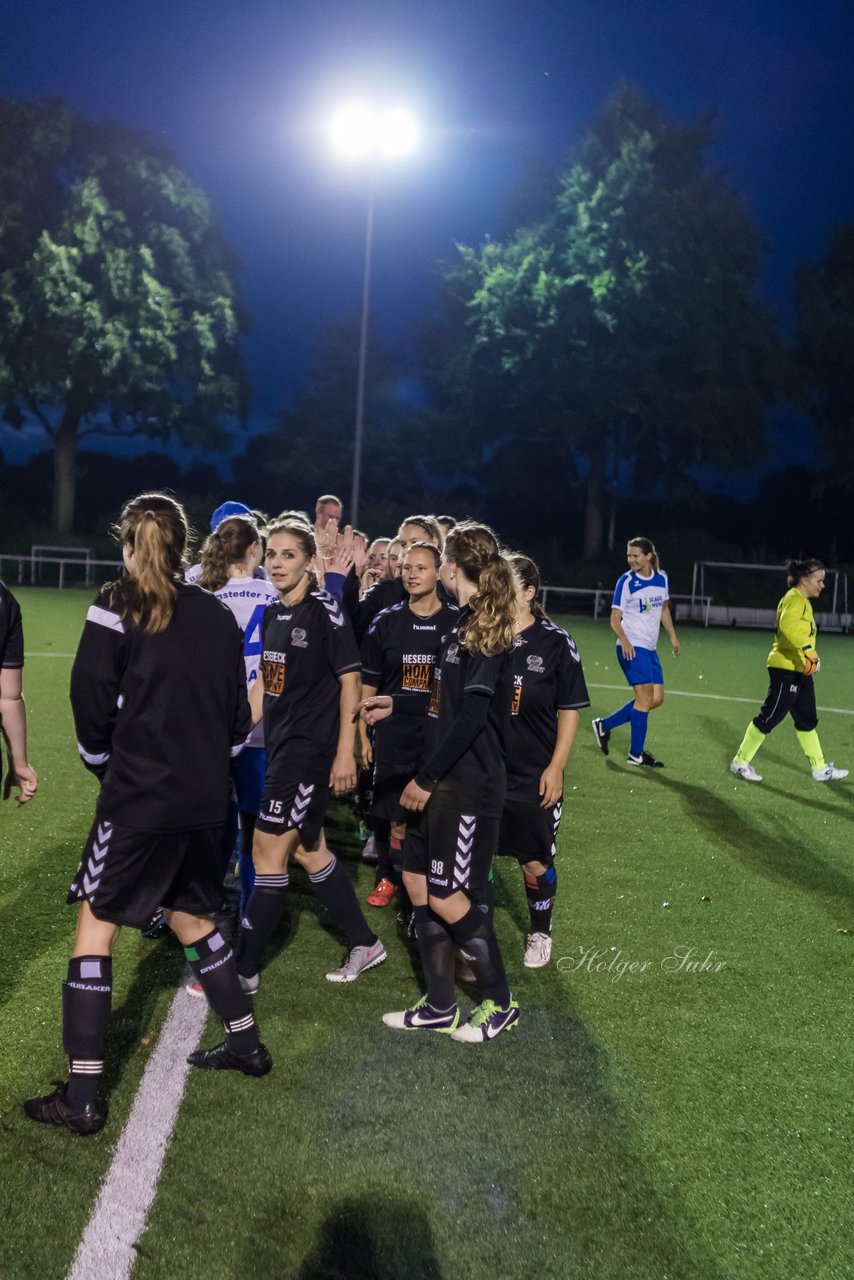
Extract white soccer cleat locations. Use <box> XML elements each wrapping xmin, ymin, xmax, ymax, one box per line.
<box><xmin>450</xmin><ymin>998</ymin><xmax>520</xmax><ymax>1043</ymax></box>
<box><xmin>238</xmin><ymin>971</ymin><xmax>260</xmax><ymax>996</ymax></box>
<box><xmin>812</xmin><ymin>763</ymin><xmax>848</xmax><ymax>782</ymax></box>
<box><xmin>523</xmin><ymin>932</ymin><xmax>553</xmax><ymax>968</ymax></box>
<box><xmin>730</xmin><ymin>760</ymin><xmax>762</xmax><ymax>783</ymax></box>
<box><xmin>325</xmin><ymin>938</ymin><xmax>387</xmax><ymax>983</ymax></box>
<box><xmin>382</xmin><ymin>996</ymin><xmax>460</xmax><ymax>1032</ymax></box>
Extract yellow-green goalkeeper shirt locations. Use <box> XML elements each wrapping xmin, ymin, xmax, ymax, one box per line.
<box><xmin>767</xmin><ymin>588</ymin><xmax>816</xmax><ymax>672</ymax></box>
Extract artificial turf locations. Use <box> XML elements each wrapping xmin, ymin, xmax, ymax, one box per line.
<box><xmin>1</xmin><ymin>587</ymin><xmax>851</xmax><ymax>1280</ymax></box>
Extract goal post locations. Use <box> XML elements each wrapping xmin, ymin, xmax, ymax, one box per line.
<box><xmin>691</xmin><ymin>561</ymin><xmax>850</xmax><ymax>631</ymax></box>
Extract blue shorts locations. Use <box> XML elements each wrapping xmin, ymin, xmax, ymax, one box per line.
<box><xmin>231</xmin><ymin>747</ymin><xmax>267</xmax><ymax>816</ymax></box>
<box><xmin>616</xmin><ymin>645</ymin><xmax>663</xmax><ymax>687</ymax></box>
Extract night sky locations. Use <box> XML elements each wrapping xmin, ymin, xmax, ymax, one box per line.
<box><xmin>3</xmin><ymin>0</ymin><xmax>854</xmax><ymax>480</ymax></box>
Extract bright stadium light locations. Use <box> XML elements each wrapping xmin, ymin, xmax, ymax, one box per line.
<box><xmin>329</xmin><ymin>103</ymin><xmax>417</xmax><ymax>162</ymax></box>
<box><xmin>328</xmin><ymin>102</ymin><xmax>418</xmax><ymax>525</ymax></box>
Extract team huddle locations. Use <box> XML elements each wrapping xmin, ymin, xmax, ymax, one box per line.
<box><xmin>5</xmin><ymin>490</ymin><xmax>845</xmax><ymax>1137</ymax></box>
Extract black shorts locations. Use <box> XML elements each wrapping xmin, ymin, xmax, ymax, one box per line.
<box><xmin>754</xmin><ymin>668</ymin><xmax>818</xmax><ymax>734</ymax></box>
<box><xmin>67</xmin><ymin>816</ymin><xmax>227</xmax><ymax>928</ymax></box>
<box><xmin>403</xmin><ymin>797</ymin><xmax>499</xmax><ymax>900</ymax></box>
<box><xmin>497</xmin><ymin>795</ymin><xmax>563</xmax><ymax>865</ymax></box>
<box><xmin>371</xmin><ymin>773</ymin><xmax>411</xmax><ymax>823</ymax></box>
<box><xmin>255</xmin><ymin>775</ymin><xmax>330</xmax><ymax>849</ymax></box>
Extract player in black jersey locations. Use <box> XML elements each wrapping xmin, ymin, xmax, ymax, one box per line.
<box><xmin>359</xmin><ymin>521</ymin><xmax>521</xmax><ymax>1042</ymax></box>
<box><xmin>236</xmin><ymin>520</ymin><xmax>386</xmax><ymax>990</ymax></box>
<box><xmin>0</xmin><ymin>580</ymin><xmax>37</xmax><ymax>806</ymax></box>
<box><xmin>360</xmin><ymin>542</ymin><xmax>458</xmax><ymax>908</ymax></box>
<box><xmin>25</xmin><ymin>495</ymin><xmax>270</xmax><ymax>1138</ymax></box>
<box><xmin>346</xmin><ymin>514</ymin><xmax>443</xmax><ymax>641</ymax></box>
<box><xmin>499</xmin><ymin>555</ymin><xmax>590</xmax><ymax>968</ymax></box>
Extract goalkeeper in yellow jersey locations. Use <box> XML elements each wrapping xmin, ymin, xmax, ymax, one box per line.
<box><xmin>730</xmin><ymin>558</ymin><xmax>848</xmax><ymax>783</ymax></box>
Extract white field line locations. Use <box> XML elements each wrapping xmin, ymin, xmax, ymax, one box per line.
<box><xmin>26</xmin><ymin>655</ymin><xmax>854</xmax><ymax>716</ymax></box>
<box><xmin>586</xmin><ymin>682</ymin><xmax>854</xmax><ymax>716</ymax></box>
<box><xmin>66</xmin><ymin>986</ymin><xmax>207</xmax><ymax>1280</ymax></box>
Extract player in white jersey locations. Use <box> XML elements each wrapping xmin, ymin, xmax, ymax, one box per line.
<box><xmin>592</xmin><ymin>537</ymin><xmax>680</xmax><ymax>768</ymax></box>
<box><xmin>198</xmin><ymin>515</ymin><xmax>277</xmax><ymax>918</ymax></box>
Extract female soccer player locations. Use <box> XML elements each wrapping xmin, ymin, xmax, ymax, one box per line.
<box><xmin>25</xmin><ymin>494</ymin><xmax>269</xmax><ymax>1137</ymax></box>
<box><xmin>348</xmin><ymin>515</ymin><xmax>443</xmax><ymax>640</ymax></box>
<box><xmin>359</xmin><ymin>521</ymin><xmax>520</xmax><ymax>1043</ymax></box>
<box><xmin>386</xmin><ymin>539</ymin><xmax>402</xmax><ymax>579</ymax></box>
<box><xmin>359</xmin><ymin>542</ymin><xmax>458</xmax><ymax>907</ymax></box>
<box><xmin>236</xmin><ymin>519</ymin><xmax>386</xmax><ymax>990</ymax></box>
<box><xmin>198</xmin><ymin>514</ymin><xmax>278</xmax><ymax>915</ymax></box>
<box><xmin>0</xmin><ymin>579</ymin><xmax>37</xmax><ymax>806</ymax></box>
<box><xmin>498</xmin><ymin>555</ymin><xmax>590</xmax><ymax>968</ymax></box>
<box><xmin>730</xmin><ymin>559</ymin><xmax>848</xmax><ymax>783</ymax></box>
<box><xmin>592</xmin><ymin>536</ymin><xmax>680</xmax><ymax>767</ymax></box>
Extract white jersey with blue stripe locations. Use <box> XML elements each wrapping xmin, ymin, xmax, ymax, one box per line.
<box><xmin>612</xmin><ymin>569</ymin><xmax>669</xmax><ymax>650</ymax></box>
<box><xmin>216</xmin><ymin>575</ymin><xmax>279</xmax><ymax>747</ymax></box>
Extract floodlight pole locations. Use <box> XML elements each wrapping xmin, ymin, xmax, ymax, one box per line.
<box><xmin>350</xmin><ymin>195</ymin><xmax>374</xmax><ymax>530</ymax></box>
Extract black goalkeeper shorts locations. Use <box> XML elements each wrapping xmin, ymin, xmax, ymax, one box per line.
<box><xmin>67</xmin><ymin>816</ymin><xmax>228</xmax><ymax>927</ymax></box>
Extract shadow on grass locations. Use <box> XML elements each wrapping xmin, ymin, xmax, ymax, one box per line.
<box><xmin>0</xmin><ymin>841</ymin><xmax>88</xmax><ymax>1014</ymax></box>
<box><xmin>298</xmin><ymin>1197</ymin><xmax>442</xmax><ymax>1280</ymax></box>
<box><xmin>648</xmin><ymin>772</ymin><xmax>854</xmax><ymax>928</ymax></box>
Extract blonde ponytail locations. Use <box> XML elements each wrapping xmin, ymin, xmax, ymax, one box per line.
<box><xmin>444</xmin><ymin>521</ymin><xmax>518</xmax><ymax>657</ymax></box>
<box><xmin>110</xmin><ymin>493</ymin><xmax>189</xmax><ymax>633</ymax></box>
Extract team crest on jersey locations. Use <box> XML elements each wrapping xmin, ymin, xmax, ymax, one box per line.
<box><xmin>526</xmin><ymin>654</ymin><xmax>544</xmax><ymax>673</ymax></box>
<box><xmin>291</xmin><ymin>627</ymin><xmax>308</xmax><ymax>649</ymax></box>
<box><xmin>445</xmin><ymin>642</ymin><xmax>460</xmax><ymax>665</ymax></box>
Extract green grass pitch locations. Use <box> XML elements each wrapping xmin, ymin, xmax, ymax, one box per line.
<box><xmin>1</xmin><ymin>588</ymin><xmax>851</xmax><ymax>1280</ymax></box>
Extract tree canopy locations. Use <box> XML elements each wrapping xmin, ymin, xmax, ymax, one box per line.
<box><xmin>794</xmin><ymin>223</ymin><xmax>854</xmax><ymax>483</ymax></box>
<box><xmin>445</xmin><ymin>86</ymin><xmax>783</xmax><ymax>556</ymax></box>
<box><xmin>0</xmin><ymin>98</ymin><xmax>248</xmax><ymax>532</ymax></box>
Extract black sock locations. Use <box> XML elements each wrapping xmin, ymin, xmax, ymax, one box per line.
<box><xmin>185</xmin><ymin>928</ymin><xmax>260</xmax><ymax>1054</ymax></box>
<box><xmin>524</xmin><ymin>865</ymin><xmax>557</xmax><ymax>935</ymax></box>
<box><xmin>413</xmin><ymin>905</ymin><xmax>456</xmax><ymax>1010</ymax></box>
<box><xmin>446</xmin><ymin>904</ymin><xmax>511</xmax><ymax>1006</ymax></box>
<box><xmin>237</xmin><ymin>873</ymin><xmax>289</xmax><ymax>977</ymax></box>
<box><xmin>63</xmin><ymin>955</ymin><xmax>112</xmax><ymax>1108</ymax></box>
<box><xmin>308</xmin><ymin>856</ymin><xmax>376</xmax><ymax>948</ymax></box>
<box><xmin>388</xmin><ymin>833</ymin><xmax>404</xmax><ymax>888</ymax></box>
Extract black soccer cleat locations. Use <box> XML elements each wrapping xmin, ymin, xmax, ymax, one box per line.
<box><xmin>24</xmin><ymin>1082</ymin><xmax>107</xmax><ymax>1136</ymax></box>
<box><xmin>187</xmin><ymin>1041</ymin><xmax>272</xmax><ymax>1076</ymax></box>
<box><xmin>627</xmin><ymin>750</ymin><xmax>664</xmax><ymax>768</ymax></box>
<box><xmin>592</xmin><ymin>718</ymin><xmax>610</xmax><ymax>756</ymax></box>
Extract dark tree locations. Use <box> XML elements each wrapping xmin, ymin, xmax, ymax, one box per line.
<box><xmin>447</xmin><ymin>86</ymin><xmax>782</xmax><ymax>557</ymax></box>
<box><xmin>0</xmin><ymin>98</ymin><xmax>248</xmax><ymax>533</ymax></box>
<box><xmin>794</xmin><ymin>224</ymin><xmax>854</xmax><ymax>483</ymax></box>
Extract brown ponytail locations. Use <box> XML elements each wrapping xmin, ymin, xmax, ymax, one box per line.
<box><xmin>110</xmin><ymin>493</ymin><xmax>189</xmax><ymax>633</ymax></box>
<box><xmin>444</xmin><ymin>521</ymin><xmax>518</xmax><ymax>656</ymax></box>
<box><xmin>509</xmin><ymin>553</ymin><xmax>548</xmax><ymax>621</ymax></box>
<box><xmin>627</xmin><ymin>536</ymin><xmax>660</xmax><ymax>572</ymax></box>
<box><xmin>199</xmin><ymin>515</ymin><xmax>260</xmax><ymax>592</ymax></box>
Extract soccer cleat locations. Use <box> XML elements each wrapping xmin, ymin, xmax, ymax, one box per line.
<box><xmin>450</xmin><ymin>998</ymin><xmax>521</xmax><ymax>1043</ymax></box>
<box><xmin>592</xmin><ymin>718</ymin><xmax>610</xmax><ymax>756</ymax></box>
<box><xmin>812</xmin><ymin>763</ymin><xmax>849</xmax><ymax>782</ymax></box>
<box><xmin>238</xmin><ymin>971</ymin><xmax>260</xmax><ymax>996</ymax></box>
<box><xmin>187</xmin><ymin>1041</ymin><xmax>272</xmax><ymax>1076</ymax></box>
<box><xmin>141</xmin><ymin>908</ymin><xmax>171</xmax><ymax>940</ymax></box>
<box><xmin>325</xmin><ymin>938</ymin><xmax>387</xmax><ymax>983</ymax></box>
<box><xmin>366</xmin><ymin>877</ymin><xmax>397</xmax><ymax>908</ymax></box>
<box><xmin>361</xmin><ymin>834</ymin><xmax>378</xmax><ymax>863</ymax></box>
<box><xmin>185</xmin><ymin>979</ymin><xmax>206</xmax><ymax>999</ymax></box>
<box><xmin>24</xmin><ymin>1082</ymin><xmax>107</xmax><ymax>1136</ymax></box>
<box><xmin>730</xmin><ymin>760</ymin><xmax>762</xmax><ymax>783</ymax></box>
<box><xmin>627</xmin><ymin>750</ymin><xmax>664</xmax><ymax>768</ymax></box>
<box><xmin>523</xmin><ymin>932</ymin><xmax>553</xmax><ymax>968</ymax></box>
<box><xmin>382</xmin><ymin>995</ymin><xmax>460</xmax><ymax>1033</ymax></box>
